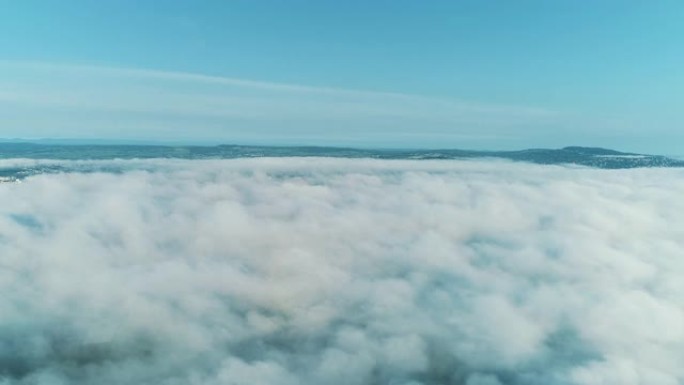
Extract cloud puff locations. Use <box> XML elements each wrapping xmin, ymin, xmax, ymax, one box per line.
<box><xmin>0</xmin><ymin>158</ymin><xmax>683</xmax><ymax>384</ymax></box>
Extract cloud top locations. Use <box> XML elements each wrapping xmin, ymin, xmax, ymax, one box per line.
<box><xmin>1</xmin><ymin>158</ymin><xmax>683</xmax><ymax>384</ymax></box>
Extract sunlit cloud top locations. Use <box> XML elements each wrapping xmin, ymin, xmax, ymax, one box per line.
<box><xmin>1</xmin><ymin>158</ymin><xmax>684</xmax><ymax>384</ymax></box>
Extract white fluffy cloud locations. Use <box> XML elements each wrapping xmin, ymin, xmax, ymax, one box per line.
<box><xmin>1</xmin><ymin>158</ymin><xmax>683</xmax><ymax>384</ymax></box>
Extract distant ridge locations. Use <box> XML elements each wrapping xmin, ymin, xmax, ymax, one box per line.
<box><xmin>560</xmin><ymin>146</ymin><xmax>632</xmax><ymax>156</ymax></box>
<box><xmin>0</xmin><ymin>143</ymin><xmax>683</xmax><ymax>170</ymax></box>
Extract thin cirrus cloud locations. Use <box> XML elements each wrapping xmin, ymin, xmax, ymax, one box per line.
<box><xmin>0</xmin><ymin>61</ymin><xmax>559</xmax><ymax>147</ymax></box>
<box><xmin>0</xmin><ymin>158</ymin><xmax>683</xmax><ymax>384</ymax></box>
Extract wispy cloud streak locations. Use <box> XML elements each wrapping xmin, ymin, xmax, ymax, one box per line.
<box><xmin>0</xmin><ymin>61</ymin><xmax>557</xmax><ymax>147</ymax></box>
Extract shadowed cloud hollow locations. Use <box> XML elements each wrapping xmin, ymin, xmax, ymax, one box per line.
<box><xmin>0</xmin><ymin>158</ymin><xmax>683</xmax><ymax>384</ymax></box>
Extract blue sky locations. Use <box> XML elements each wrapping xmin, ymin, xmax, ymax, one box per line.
<box><xmin>1</xmin><ymin>0</ymin><xmax>683</xmax><ymax>153</ymax></box>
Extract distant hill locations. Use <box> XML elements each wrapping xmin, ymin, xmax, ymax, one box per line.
<box><xmin>0</xmin><ymin>143</ymin><xmax>683</xmax><ymax>171</ymax></box>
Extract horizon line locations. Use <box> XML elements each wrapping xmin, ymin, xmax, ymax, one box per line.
<box><xmin>0</xmin><ymin>137</ymin><xmax>666</xmax><ymax>156</ymax></box>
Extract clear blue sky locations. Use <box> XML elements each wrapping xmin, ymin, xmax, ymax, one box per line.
<box><xmin>1</xmin><ymin>0</ymin><xmax>683</xmax><ymax>153</ymax></box>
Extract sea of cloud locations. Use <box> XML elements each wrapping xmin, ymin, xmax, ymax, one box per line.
<box><xmin>0</xmin><ymin>158</ymin><xmax>683</xmax><ymax>385</ymax></box>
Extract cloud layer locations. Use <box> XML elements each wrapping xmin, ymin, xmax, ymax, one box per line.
<box><xmin>1</xmin><ymin>158</ymin><xmax>683</xmax><ymax>384</ymax></box>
